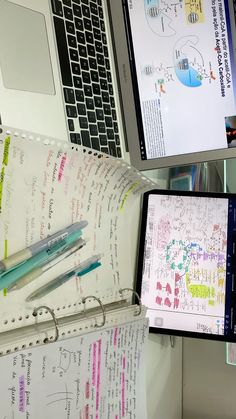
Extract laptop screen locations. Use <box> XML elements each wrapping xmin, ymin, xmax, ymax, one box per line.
<box><xmin>124</xmin><ymin>0</ymin><xmax>236</xmax><ymax>168</ymax></box>
<box><xmin>136</xmin><ymin>190</ymin><xmax>236</xmax><ymax>341</ymax></box>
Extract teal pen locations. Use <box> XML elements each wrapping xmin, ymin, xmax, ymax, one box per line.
<box><xmin>0</xmin><ymin>229</ymin><xmax>84</xmax><ymax>291</ymax></box>
<box><xmin>26</xmin><ymin>254</ymin><xmax>103</xmax><ymax>302</ymax></box>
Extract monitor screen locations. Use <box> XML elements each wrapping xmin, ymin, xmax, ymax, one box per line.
<box><xmin>123</xmin><ymin>0</ymin><xmax>236</xmax><ymax>169</ymax></box>
<box><xmin>136</xmin><ymin>190</ymin><xmax>236</xmax><ymax>341</ymax></box>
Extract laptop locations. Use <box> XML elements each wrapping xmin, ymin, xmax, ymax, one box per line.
<box><xmin>0</xmin><ymin>0</ymin><xmax>133</xmax><ymax>162</ymax></box>
<box><xmin>0</xmin><ymin>0</ymin><xmax>236</xmax><ymax>170</ymax></box>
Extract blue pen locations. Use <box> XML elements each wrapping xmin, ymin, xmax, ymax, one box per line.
<box><xmin>0</xmin><ymin>220</ymin><xmax>88</xmax><ymax>273</ymax></box>
<box><xmin>0</xmin><ymin>229</ymin><xmax>85</xmax><ymax>290</ymax></box>
<box><xmin>26</xmin><ymin>254</ymin><xmax>103</xmax><ymax>301</ymax></box>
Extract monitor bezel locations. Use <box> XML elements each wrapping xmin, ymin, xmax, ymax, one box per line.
<box><xmin>135</xmin><ymin>189</ymin><xmax>236</xmax><ymax>342</ymax></box>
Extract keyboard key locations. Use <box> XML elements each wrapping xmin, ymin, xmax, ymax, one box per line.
<box><xmin>81</xmin><ymin>0</ymin><xmax>89</xmax><ymax>4</ymax></box>
<box><xmin>73</xmin><ymin>76</ymin><xmax>82</xmax><ymax>88</ymax></box>
<box><xmin>91</xmin><ymin>137</ymin><xmax>100</xmax><ymax>151</ymax></box>
<box><xmin>105</xmin><ymin>58</ymin><xmax>110</xmax><ymax>70</ymax></box>
<box><xmin>101</xmin><ymin>91</ymin><xmax>109</xmax><ymax>103</ymax></box>
<box><xmin>117</xmin><ymin>147</ymin><xmax>122</xmax><ymax>157</ymax></box>
<box><xmin>85</xmin><ymin>31</ymin><xmax>94</xmax><ymax>44</ymax></box>
<box><xmin>93</xmin><ymin>28</ymin><xmax>101</xmax><ymax>41</ymax></box>
<box><xmin>70</xmin><ymin>133</ymin><xmax>81</xmax><ymax>144</ymax></box>
<box><xmin>75</xmin><ymin>89</ymin><xmax>84</xmax><ymax>102</ymax></box>
<box><xmin>84</xmin><ymin>18</ymin><xmax>92</xmax><ymax>31</ymax></box>
<box><xmin>72</xmin><ymin>3</ymin><xmax>82</xmax><ymax>17</ymax></box>
<box><xmin>99</xmin><ymin>134</ymin><xmax>107</xmax><ymax>145</ymax></box>
<box><xmin>71</xmin><ymin>62</ymin><xmax>81</xmax><ymax>75</ymax></box>
<box><xmin>101</xmin><ymin>146</ymin><xmax>109</xmax><ymax>154</ymax></box>
<box><xmin>95</xmin><ymin>41</ymin><xmax>103</xmax><ymax>53</ymax></box>
<box><xmin>102</xmin><ymin>33</ymin><xmax>107</xmax><ymax>45</ymax></box>
<box><xmin>63</xmin><ymin>0</ymin><xmax>71</xmax><ymax>6</ymax></box>
<box><xmin>110</xmin><ymin>97</ymin><xmax>115</xmax><ymax>108</ymax></box>
<box><xmin>103</xmin><ymin>104</ymin><xmax>111</xmax><ymax>115</ymax></box>
<box><xmin>91</xmin><ymin>15</ymin><xmax>99</xmax><ymax>28</ymax></box>
<box><xmin>65</xmin><ymin>20</ymin><xmax>75</xmax><ymax>35</ymax></box>
<box><xmin>100</xmin><ymin>20</ymin><xmax>105</xmax><ymax>32</ymax></box>
<box><xmin>115</xmin><ymin>135</ymin><xmax>120</xmax><ymax>145</ymax></box>
<box><xmin>89</xmin><ymin>57</ymin><xmax>97</xmax><ymax>69</ymax></box>
<box><xmin>79</xmin><ymin>116</ymin><xmax>88</xmax><ymax>129</ymax></box>
<box><xmin>107</xmin><ymin>129</ymin><xmax>114</xmax><ymax>139</ymax></box>
<box><xmin>89</xmin><ymin>124</ymin><xmax>98</xmax><ymax>136</ymax></box>
<box><xmin>78</xmin><ymin>44</ymin><xmax>87</xmax><ymax>57</ymax></box>
<box><xmin>69</xmin><ymin>48</ymin><xmax>79</xmax><ymax>62</ymax></box>
<box><xmin>98</xmin><ymin>65</ymin><xmax>106</xmax><ymax>78</ymax></box>
<box><xmin>108</xmin><ymin>84</ymin><xmax>113</xmax><ymax>95</ymax></box>
<box><xmin>98</xmin><ymin>6</ymin><xmax>103</xmax><ymax>19</ymax></box>
<box><xmin>84</xmin><ymin>84</ymin><xmax>92</xmax><ymax>96</ymax></box>
<box><xmin>86</xmin><ymin>97</ymin><xmax>94</xmax><ymax>109</ymax></box>
<box><xmin>98</xmin><ymin>121</ymin><xmax>106</xmax><ymax>133</ymax></box>
<box><xmin>53</xmin><ymin>16</ymin><xmax>73</xmax><ymax>86</ymax></box>
<box><xmin>51</xmin><ymin>0</ymin><xmax>63</xmax><ymax>17</ymax></box>
<box><xmin>88</xmin><ymin>111</ymin><xmax>96</xmax><ymax>123</ymax></box>
<box><xmin>90</xmin><ymin>3</ymin><xmax>98</xmax><ymax>15</ymax></box>
<box><xmin>97</xmin><ymin>53</ymin><xmax>104</xmax><ymax>66</ymax></box>
<box><xmin>99</xmin><ymin>135</ymin><xmax>108</xmax><ymax>145</ymax></box>
<box><xmin>87</xmin><ymin>44</ymin><xmax>95</xmax><ymax>57</ymax></box>
<box><xmin>108</xmin><ymin>141</ymin><xmax>117</xmax><ymax>157</ymax></box>
<box><xmin>67</xmin><ymin>34</ymin><xmax>77</xmax><ymax>48</ymax></box>
<box><xmin>76</xmin><ymin>31</ymin><xmax>85</xmax><ymax>44</ymax></box>
<box><xmin>107</xmin><ymin>71</ymin><xmax>112</xmax><ymax>83</ymax></box>
<box><xmin>82</xmin><ymin>71</ymin><xmax>91</xmax><ymax>84</ymax></box>
<box><xmin>112</xmin><ymin>109</ymin><xmax>117</xmax><ymax>120</ymax></box>
<box><xmin>68</xmin><ymin>119</ymin><xmax>75</xmax><ymax>131</ymax></box>
<box><xmin>96</xmin><ymin>109</ymin><xmax>104</xmax><ymax>120</ymax></box>
<box><xmin>105</xmin><ymin>116</ymin><xmax>113</xmax><ymax>128</ymax></box>
<box><xmin>94</xmin><ymin>95</ymin><xmax>102</xmax><ymax>107</ymax></box>
<box><xmin>66</xmin><ymin>105</ymin><xmax>77</xmax><ymax>117</ymax></box>
<box><xmin>64</xmin><ymin>87</ymin><xmax>75</xmax><ymax>104</ymax></box>
<box><xmin>75</xmin><ymin>17</ymin><xmax>83</xmax><ymax>31</ymax></box>
<box><xmin>81</xmin><ymin>130</ymin><xmax>91</xmax><ymax>147</ymax></box>
<box><xmin>92</xmin><ymin>83</ymin><xmax>100</xmax><ymax>95</ymax></box>
<box><xmin>100</xmin><ymin>79</ymin><xmax>107</xmax><ymax>90</ymax></box>
<box><xmin>64</xmin><ymin>6</ymin><xmax>73</xmax><ymax>20</ymax></box>
<box><xmin>80</xmin><ymin>58</ymin><xmax>89</xmax><ymax>71</ymax></box>
<box><xmin>103</xmin><ymin>46</ymin><xmax>108</xmax><ymax>57</ymax></box>
<box><xmin>77</xmin><ymin>103</ymin><xmax>86</xmax><ymax>115</ymax></box>
<box><xmin>73</xmin><ymin>0</ymin><xmax>81</xmax><ymax>4</ymax></box>
<box><xmin>91</xmin><ymin>70</ymin><xmax>99</xmax><ymax>82</ymax></box>
<box><xmin>114</xmin><ymin>122</ymin><xmax>119</xmax><ymax>133</ymax></box>
<box><xmin>82</xmin><ymin>4</ymin><xmax>90</xmax><ymax>17</ymax></box>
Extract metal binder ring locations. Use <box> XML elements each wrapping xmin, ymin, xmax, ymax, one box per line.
<box><xmin>82</xmin><ymin>295</ymin><xmax>106</xmax><ymax>327</ymax></box>
<box><xmin>32</xmin><ymin>305</ymin><xmax>59</xmax><ymax>343</ymax></box>
<box><xmin>119</xmin><ymin>288</ymin><xmax>142</xmax><ymax>316</ymax></box>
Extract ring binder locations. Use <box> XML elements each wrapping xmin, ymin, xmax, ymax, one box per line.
<box><xmin>32</xmin><ymin>305</ymin><xmax>59</xmax><ymax>343</ymax></box>
<box><xmin>119</xmin><ymin>288</ymin><xmax>142</xmax><ymax>316</ymax></box>
<box><xmin>82</xmin><ymin>295</ymin><xmax>106</xmax><ymax>327</ymax></box>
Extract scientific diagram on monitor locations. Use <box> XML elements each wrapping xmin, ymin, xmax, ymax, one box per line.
<box><xmin>144</xmin><ymin>0</ymin><xmax>204</xmax><ymax>37</ymax></box>
<box><xmin>141</xmin><ymin>35</ymin><xmax>216</xmax><ymax>94</ymax></box>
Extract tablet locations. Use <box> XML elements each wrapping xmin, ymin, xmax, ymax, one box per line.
<box><xmin>136</xmin><ymin>190</ymin><xmax>236</xmax><ymax>341</ymax></box>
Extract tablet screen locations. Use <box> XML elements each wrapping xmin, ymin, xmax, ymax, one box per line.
<box><xmin>136</xmin><ymin>190</ymin><xmax>236</xmax><ymax>341</ymax></box>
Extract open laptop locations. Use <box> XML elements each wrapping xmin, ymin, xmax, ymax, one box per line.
<box><xmin>0</xmin><ymin>0</ymin><xmax>236</xmax><ymax>170</ymax></box>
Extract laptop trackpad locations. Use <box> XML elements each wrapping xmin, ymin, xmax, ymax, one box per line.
<box><xmin>0</xmin><ymin>1</ymin><xmax>55</xmax><ymax>94</ymax></box>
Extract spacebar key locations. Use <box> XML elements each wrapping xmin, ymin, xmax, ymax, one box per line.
<box><xmin>53</xmin><ymin>16</ymin><xmax>73</xmax><ymax>87</ymax></box>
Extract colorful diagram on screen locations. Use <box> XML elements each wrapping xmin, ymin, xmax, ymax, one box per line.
<box><xmin>144</xmin><ymin>0</ymin><xmax>204</xmax><ymax>37</ymax></box>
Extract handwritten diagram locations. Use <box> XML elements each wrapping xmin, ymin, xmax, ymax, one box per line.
<box><xmin>142</xmin><ymin>194</ymin><xmax>228</xmax><ymax>334</ymax></box>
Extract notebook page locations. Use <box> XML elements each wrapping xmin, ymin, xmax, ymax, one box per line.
<box><xmin>0</xmin><ymin>316</ymin><xmax>149</xmax><ymax>419</ymax></box>
<box><xmin>0</xmin><ymin>127</ymin><xmax>155</xmax><ymax>331</ymax></box>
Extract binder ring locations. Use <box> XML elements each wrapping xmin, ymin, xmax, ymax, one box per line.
<box><xmin>82</xmin><ymin>296</ymin><xmax>106</xmax><ymax>327</ymax></box>
<box><xmin>119</xmin><ymin>288</ymin><xmax>142</xmax><ymax>316</ymax></box>
<box><xmin>32</xmin><ymin>305</ymin><xmax>59</xmax><ymax>343</ymax></box>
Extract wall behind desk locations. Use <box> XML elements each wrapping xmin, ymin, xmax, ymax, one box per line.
<box><xmin>183</xmin><ymin>338</ymin><xmax>236</xmax><ymax>419</ymax></box>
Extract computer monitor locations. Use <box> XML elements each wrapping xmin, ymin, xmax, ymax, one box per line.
<box><xmin>122</xmin><ymin>0</ymin><xmax>236</xmax><ymax>170</ymax></box>
<box><xmin>136</xmin><ymin>190</ymin><xmax>236</xmax><ymax>341</ymax></box>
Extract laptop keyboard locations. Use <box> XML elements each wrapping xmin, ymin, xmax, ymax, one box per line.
<box><xmin>51</xmin><ymin>0</ymin><xmax>122</xmax><ymax>157</ymax></box>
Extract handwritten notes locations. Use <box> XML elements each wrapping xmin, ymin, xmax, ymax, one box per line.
<box><xmin>0</xmin><ymin>316</ymin><xmax>148</xmax><ymax>419</ymax></box>
<box><xmin>142</xmin><ymin>193</ymin><xmax>228</xmax><ymax>334</ymax></box>
<box><xmin>0</xmin><ymin>127</ymin><xmax>154</xmax><ymax>331</ymax></box>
